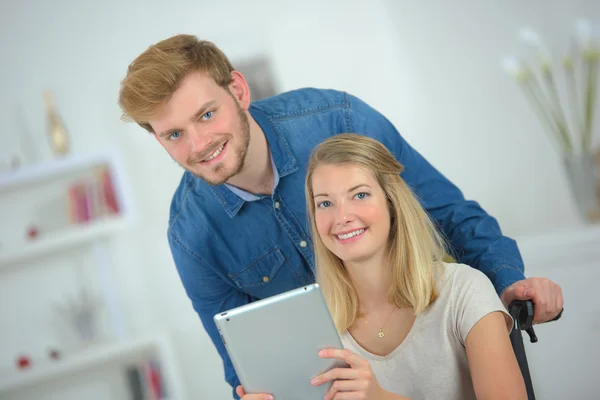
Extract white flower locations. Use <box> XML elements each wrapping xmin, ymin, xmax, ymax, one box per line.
<box><xmin>518</xmin><ymin>26</ymin><xmax>552</xmax><ymax>71</ymax></box>
<box><xmin>502</xmin><ymin>56</ymin><xmax>531</xmax><ymax>82</ymax></box>
<box><xmin>574</xmin><ymin>18</ymin><xmax>600</xmax><ymax>59</ymax></box>
<box><xmin>575</xmin><ymin>19</ymin><xmax>594</xmax><ymax>50</ymax></box>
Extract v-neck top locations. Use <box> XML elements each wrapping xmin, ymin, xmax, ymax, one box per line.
<box><xmin>340</xmin><ymin>263</ymin><xmax>512</xmax><ymax>400</ymax></box>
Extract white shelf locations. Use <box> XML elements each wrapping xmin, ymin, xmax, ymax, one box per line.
<box><xmin>0</xmin><ymin>333</ymin><xmax>166</xmax><ymax>394</ymax></box>
<box><xmin>516</xmin><ymin>223</ymin><xmax>600</xmax><ymax>249</ymax></box>
<box><xmin>0</xmin><ymin>216</ymin><xmax>128</xmax><ymax>268</ymax></box>
<box><xmin>515</xmin><ymin>223</ymin><xmax>600</xmax><ymax>267</ymax></box>
<box><xmin>0</xmin><ymin>153</ymin><xmax>117</xmax><ymax>193</ymax></box>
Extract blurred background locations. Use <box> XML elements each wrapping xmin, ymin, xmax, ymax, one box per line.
<box><xmin>0</xmin><ymin>0</ymin><xmax>599</xmax><ymax>399</ymax></box>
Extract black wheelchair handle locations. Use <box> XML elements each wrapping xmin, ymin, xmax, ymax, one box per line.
<box><xmin>507</xmin><ymin>300</ymin><xmax>564</xmax><ymax>344</ymax></box>
<box><xmin>550</xmin><ymin>308</ymin><xmax>564</xmax><ymax>322</ymax></box>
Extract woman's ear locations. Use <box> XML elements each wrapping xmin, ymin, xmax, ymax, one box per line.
<box><xmin>228</xmin><ymin>71</ymin><xmax>251</xmax><ymax>110</ymax></box>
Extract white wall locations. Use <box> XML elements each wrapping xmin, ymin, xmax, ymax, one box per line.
<box><xmin>383</xmin><ymin>0</ymin><xmax>600</xmax><ymax>234</ymax></box>
<box><xmin>0</xmin><ymin>0</ymin><xmax>598</xmax><ymax>398</ymax></box>
<box><xmin>517</xmin><ymin>225</ymin><xmax>600</xmax><ymax>398</ymax></box>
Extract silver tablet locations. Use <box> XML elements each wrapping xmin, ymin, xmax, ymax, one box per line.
<box><xmin>213</xmin><ymin>283</ymin><xmax>347</xmax><ymax>399</ymax></box>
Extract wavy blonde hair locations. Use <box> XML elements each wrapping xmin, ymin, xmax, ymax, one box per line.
<box><xmin>305</xmin><ymin>134</ymin><xmax>447</xmax><ymax>333</ymax></box>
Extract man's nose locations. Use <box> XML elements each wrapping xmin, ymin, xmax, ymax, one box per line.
<box><xmin>188</xmin><ymin>127</ymin><xmax>212</xmax><ymax>154</ymax></box>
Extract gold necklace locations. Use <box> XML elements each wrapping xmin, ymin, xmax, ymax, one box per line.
<box><xmin>363</xmin><ymin>305</ymin><xmax>397</xmax><ymax>338</ymax></box>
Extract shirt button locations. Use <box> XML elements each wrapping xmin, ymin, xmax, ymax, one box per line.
<box><xmin>274</xmin><ymin>201</ymin><xmax>280</xmax><ymax>209</ymax></box>
<box><xmin>300</xmin><ymin>240</ymin><xmax>307</xmax><ymax>248</ymax></box>
<box><xmin>263</xmin><ymin>276</ymin><xmax>270</xmax><ymax>283</ymax></box>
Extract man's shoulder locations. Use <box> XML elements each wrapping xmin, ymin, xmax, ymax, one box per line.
<box><xmin>254</xmin><ymin>88</ymin><xmax>399</xmax><ymax>144</ymax></box>
<box><xmin>169</xmin><ymin>170</ymin><xmax>191</xmax><ymax>215</ymax></box>
<box><xmin>252</xmin><ymin>87</ymin><xmax>351</xmax><ymax>120</ymax></box>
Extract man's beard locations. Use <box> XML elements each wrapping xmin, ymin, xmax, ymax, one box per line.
<box><xmin>180</xmin><ymin>104</ymin><xmax>250</xmax><ymax>186</ymax></box>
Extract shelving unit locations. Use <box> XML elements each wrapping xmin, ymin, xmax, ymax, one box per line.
<box><xmin>0</xmin><ymin>332</ymin><xmax>180</xmax><ymax>396</ymax></box>
<box><xmin>0</xmin><ymin>153</ymin><xmax>125</xmax><ymax>193</ymax></box>
<box><xmin>0</xmin><ymin>152</ymin><xmax>184</xmax><ymax>400</ymax></box>
<box><xmin>0</xmin><ymin>216</ymin><xmax>127</xmax><ymax>269</ymax></box>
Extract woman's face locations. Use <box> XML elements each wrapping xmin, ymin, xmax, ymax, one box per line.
<box><xmin>311</xmin><ymin>162</ymin><xmax>391</xmax><ymax>265</ymax></box>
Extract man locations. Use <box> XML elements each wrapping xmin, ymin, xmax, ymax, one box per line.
<box><xmin>118</xmin><ymin>34</ymin><xmax>563</xmax><ymax>398</ymax></box>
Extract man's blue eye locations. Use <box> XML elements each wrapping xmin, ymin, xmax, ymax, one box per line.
<box><xmin>318</xmin><ymin>200</ymin><xmax>331</xmax><ymax>208</ymax></box>
<box><xmin>168</xmin><ymin>131</ymin><xmax>181</xmax><ymax>140</ymax></box>
<box><xmin>202</xmin><ymin>111</ymin><xmax>213</xmax><ymax>121</ymax></box>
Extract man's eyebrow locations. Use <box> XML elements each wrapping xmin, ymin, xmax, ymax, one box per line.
<box><xmin>313</xmin><ymin>184</ymin><xmax>372</xmax><ymax>198</ymax></box>
<box><xmin>157</xmin><ymin>100</ymin><xmax>218</xmax><ymax>138</ymax></box>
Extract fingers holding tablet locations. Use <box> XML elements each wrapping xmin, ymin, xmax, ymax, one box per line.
<box><xmin>311</xmin><ymin>348</ymin><xmax>385</xmax><ymax>400</ymax></box>
<box><xmin>317</xmin><ymin>348</ymin><xmax>364</xmax><ymax>368</ymax></box>
<box><xmin>235</xmin><ymin>385</ymin><xmax>273</xmax><ymax>400</ymax></box>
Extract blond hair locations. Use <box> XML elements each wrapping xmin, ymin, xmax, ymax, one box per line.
<box><xmin>118</xmin><ymin>34</ymin><xmax>234</xmax><ymax>133</ymax></box>
<box><xmin>305</xmin><ymin>134</ymin><xmax>446</xmax><ymax>333</ymax></box>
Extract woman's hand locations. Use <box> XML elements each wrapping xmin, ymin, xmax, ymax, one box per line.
<box><xmin>235</xmin><ymin>385</ymin><xmax>273</xmax><ymax>400</ymax></box>
<box><xmin>311</xmin><ymin>348</ymin><xmax>385</xmax><ymax>400</ymax></box>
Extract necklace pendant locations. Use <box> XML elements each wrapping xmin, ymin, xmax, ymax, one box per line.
<box><xmin>378</xmin><ymin>329</ymin><xmax>385</xmax><ymax>338</ymax></box>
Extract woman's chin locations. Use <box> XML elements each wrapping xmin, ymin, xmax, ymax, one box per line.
<box><xmin>336</xmin><ymin>251</ymin><xmax>372</xmax><ymax>265</ymax></box>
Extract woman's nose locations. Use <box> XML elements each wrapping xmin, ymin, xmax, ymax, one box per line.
<box><xmin>335</xmin><ymin>202</ymin><xmax>354</xmax><ymax>225</ymax></box>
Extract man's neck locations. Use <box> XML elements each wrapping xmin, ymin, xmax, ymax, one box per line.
<box><xmin>344</xmin><ymin>252</ymin><xmax>393</xmax><ymax>313</ymax></box>
<box><xmin>226</xmin><ymin>114</ymin><xmax>274</xmax><ymax>195</ymax></box>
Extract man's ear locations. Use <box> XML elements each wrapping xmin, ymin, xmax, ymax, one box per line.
<box><xmin>228</xmin><ymin>71</ymin><xmax>251</xmax><ymax>110</ymax></box>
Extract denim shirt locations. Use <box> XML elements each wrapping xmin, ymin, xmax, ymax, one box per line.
<box><xmin>167</xmin><ymin>88</ymin><xmax>526</xmax><ymax>397</ymax></box>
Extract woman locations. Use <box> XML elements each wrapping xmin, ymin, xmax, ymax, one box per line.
<box><xmin>303</xmin><ymin>133</ymin><xmax>527</xmax><ymax>400</ymax></box>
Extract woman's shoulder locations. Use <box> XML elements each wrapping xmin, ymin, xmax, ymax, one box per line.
<box><xmin>440</xmin><ymin>261</ymin><xmax>492</xmax><ymax>280</ymax></box>
<box><xmin>434</xmin><ymin>262</ymin><xmax>512</xmax><ymax>338</ymax></box>
<box><xmin>435</xmin><ymin>262</ymin><xmax>497</xmax><ymax>299</ymax></box>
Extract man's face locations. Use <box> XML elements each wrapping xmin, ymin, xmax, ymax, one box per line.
<box><xmin>149</xmin><ymin>71</ymin><xmax>250</xmax><ymax>185</ymax></box>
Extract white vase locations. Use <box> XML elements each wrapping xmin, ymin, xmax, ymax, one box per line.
<box><xmin>563</xmin><ymin>150</ymin><xmax>600</xmax><ymax>223</ymax></box>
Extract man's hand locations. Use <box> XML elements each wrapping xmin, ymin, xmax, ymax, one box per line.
<box><xmin>500</xmin><ymin>277</ymin><xmax>563</xmax><ymax>324</ymax></box>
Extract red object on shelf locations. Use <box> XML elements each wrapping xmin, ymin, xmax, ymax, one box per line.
<box><xmin>26</xmin><ymin>226</ymin><xmax>39</xmax><ymax>240</ymax></box>
<box><xmin>68</xmin><ymin>182</ymin><xmax>91</xmax><ymax>223</ymax></box>
<box><xmin>101</xmin><ymin>168</ymin><xmax>120</xmax><ymax>215</ymax></box>
<box><xmin>16</xmin><ymin>355</ymin><xmax>31</xmax><ymax>369</ymax></box>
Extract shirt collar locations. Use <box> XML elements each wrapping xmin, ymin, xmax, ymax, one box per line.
<box><xmin>224</xmin><ymin>154</ymin><xmax>280</xmax><ymax>202</ymax></box>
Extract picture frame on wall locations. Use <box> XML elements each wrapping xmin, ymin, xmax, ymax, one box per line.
<box><xmin>235</xmin><ymin>56</ymin><xmax>280</xmax><ymax>101</ymax></box>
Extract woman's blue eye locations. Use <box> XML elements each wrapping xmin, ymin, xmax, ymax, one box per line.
<box><xmin>168</xmin><ymin>131</ymin><xmax>181</xmax><ymax>140</ymax></box>
<box><xmin>317</xmin><ymin>200</ymin><xmax>331</xmax><ymax>208</ymax></box>
<box><xmin>201</xmin><ymin>111</ymin><xmax>213</xmax><ymax>121</ymax></box>
<box><xmin>355</xmin><ymin>192</ymin><xmax>369</xmax><ymax>200</ymax></box>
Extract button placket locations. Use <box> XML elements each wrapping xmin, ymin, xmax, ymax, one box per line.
<box><xmin>271</xmin><ymin>195</ymin><xmax>314</xmax><ymax>274</ymax></box>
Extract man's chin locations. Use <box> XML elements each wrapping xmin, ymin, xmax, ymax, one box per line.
<box><xmin>179</xmin><ymin>164</ymin><xmax>231</xmax><ymax>186</ymax></box>
<box><xmin>181</xmin><ymin>152</ymin><xmax>245</xmax><ymax>186</ymax></box>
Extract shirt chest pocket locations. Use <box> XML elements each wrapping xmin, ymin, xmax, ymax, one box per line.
<box><xmin>228</xmin><ymin>247</ymin><xmax>306</xmax><ymax>298</ymax></box>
